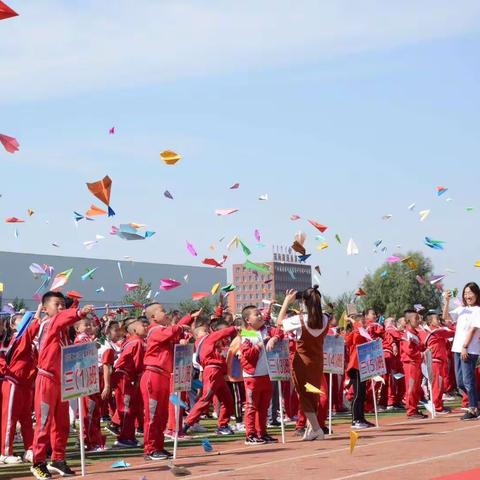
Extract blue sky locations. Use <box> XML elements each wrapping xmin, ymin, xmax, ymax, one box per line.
<box><xmin>1</xmin><ymin>0</ymin><xmax>480</xmax><ymax>297</ymax></box>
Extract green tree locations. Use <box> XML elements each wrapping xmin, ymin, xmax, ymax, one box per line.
<box><xmin>323</xmin><ymin>290</ymin><xmax>356</xmax><ymax>319</ymax></box>
<box><xmin>122</xmin><ymin>277</ymin><xmax>152</xmax><ymax>317</ymax></box>
<box><xmin>360</xmin><ymin>251</ymin><xmax>442</xmax><ymax>318</ymax></box>
<box><xmin>178</xmin><ymin>297</ymin><xmax>214</xmax><ymax>317</ymax></box>
<box><xmin>11</xmin><ymin>297</ymin><xmax>26</xmax><ymax>311</ymax></box>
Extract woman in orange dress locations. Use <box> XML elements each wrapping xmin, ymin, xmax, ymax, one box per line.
<box><xmin>277</xmin><ymin>286</ymin><xmax>328</xmax><ymax>441</ymax></box>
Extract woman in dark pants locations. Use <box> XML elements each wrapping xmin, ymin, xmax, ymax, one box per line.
<box><xmin>443</xmin><ymin>282</ymin><xmax>480</xmax><ymax>420</ymax></box>
<box><xmin>345</xmin><ymin>313</ymin><xmax>375</xmax><ymax>429</ymax></box>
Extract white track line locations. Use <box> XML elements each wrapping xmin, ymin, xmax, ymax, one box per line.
<box><xmin>332</xmin><ymin>446</ymin><xmax>480</xmax><ymax>479</ymax></box>
<box><xmin>185</xmin><ymin>423</ymin><xmax>480</xmax><ymax>479</ymax></box>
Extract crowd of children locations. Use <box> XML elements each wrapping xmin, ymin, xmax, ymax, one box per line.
<box><xmin>0</xmin><ymin>282</ymin><xmax>479</xmax><ymax>479</ymax></box>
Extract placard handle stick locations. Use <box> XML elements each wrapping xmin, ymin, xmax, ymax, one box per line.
<box><xmin>173</xmin><ymin>392</ymin><xmax>180</xmax><ymax>460</ymax></box>
<box><xmin>328</xmin><ymin>373</ymin><xmax>333</xmax><ymax>435</ymax></box>
<box><xmin>78</xmin><ymin>398</ymin><xmax>86</xmax><ymax>476</ymax></box>
<box><xmin>371</xmin><ymin>379</ymin><xmax>379</xmax><ymax>428</ymax></box>
<box><xmin>428</xmin><ymin>381</ymin><xmax>436</xmax><ymax>419</ymax></box>
<box><xmin>278</xmin><ymin>380</ymin><xmax>286</xmax><ymax>444</ymax></box>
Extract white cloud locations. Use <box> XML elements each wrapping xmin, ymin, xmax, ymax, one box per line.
<box><xmin>1</xmin><ymin>0</ymin><xmax>480</xmax><ymax>101</ymax></box>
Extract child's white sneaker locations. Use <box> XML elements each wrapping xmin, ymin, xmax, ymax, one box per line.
<box><xmin>190</xmin><ymin>423</ymin><xmax>208</xmax><ymax>433</ymax></box>
<box><xmin>23</xmin><ymin>449</ymin><xmax>34</xmax><ymax>463</ymax></box>
<box><xmin>302</xmin><ymin>425</ymin><xmax>324</xmax><ymax>441</ymax></box>
<box><xmin>3</xmin><ymin>455</ymin><xmax>23</xmax><ymax>464</ymax></box>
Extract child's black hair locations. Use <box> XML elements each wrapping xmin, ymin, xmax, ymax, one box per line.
<box><xmin>42</xmin><ymin>291</ymin><xmax>66</xmax><ymax>306</ymax></box>
<box><xmin>210</xmin><ymin>318</ymin><xmax>230</xmax><ymax>331</ymax></box>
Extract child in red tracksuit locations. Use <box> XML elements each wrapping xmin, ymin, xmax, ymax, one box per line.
<box><xmin>141</xmin><ymin>303</ymin><xmax>194</xmax><ymax>460</ymax></box>
<box><xmin>112</xmin><ymin>317</ymin><xmax>146</xmax><ymax>448</ymax></box>
<box><xmin>420</xmin><ymin>313</ymin><xmax>454</xmax><ymax>414</ymax></box>
<box><xmin>400</xmin><ymin>310</ymin><xmax>427</xmax><ymax>419</ymax></box>
<box><xmin>74</xmin><ymin>317</ymin><xmax>106</xmax><ymax>451</ymax></box>
<box><xmin>184</xmin><ymin>322</ymin><xmax>238</xmax><ymax>435</ymax></box>
<box><xmin>240</xmin><ymin>305</ymin><xmax>282</xmax><ymax>445</ymax></box>
<box><xmin>1</xmin><ymin>307</ymin><xmax>41</xmax><ymax>464</ymax></box>
<box><xmin>380</xmin><ymin>318</ymin><xmax>404</xmax><ymax>410</ymax></box>
<box><xmin>31</xmin><ymin>292</ymin><xmax>94</xmax><ymax>480</ymax></box>
<box><xmin>98</xmin><ymin>320</ymin><xmax>121</xmax><ymax>421</ymax></box>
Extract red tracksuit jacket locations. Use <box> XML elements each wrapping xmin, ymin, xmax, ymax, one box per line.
<box><xmin>400</xmin><ymin>326</ymin><xmax>424</xmax><ymax>364</ymax></box>
<box><xmin>115</xmin><ymin>335</ymin><xmax>145</xmax><ymax>382</ymax></box>
<box><xmin>37</xmin><ymin>308</ymin><xmax>82</xmax><ymax>382</ymax></box>
<box><xmin>196</xmin><ymin>326</ymin><xmax>237</xmax><ymax>374</ymax></box>
<box><xmin>420</xmin><ymin>327</ymin><xmax>453</xmax><ymax>363</ymax></box>
<box><xmin>345</xmin><ymin>328</ymin><xmax>369</xmax><ymax>372</ymax></box>
<box><xmin>4</xmin><ymin>320</ymin><xmax>40</xmax><ymax>387</ymax></box>
<box><xmin>383</xmin><ymin>326</ymin><xmax>401</xmax><ymax>357</ymax></box>
<box><xmin>143</xmin><ymin>314</ymin><xmax>194</xmax><ymax>373</ymax></box>
<box><xmin>366</xmin><ymin>321</ymin><xmax>384</xmax><ymax>340</ymax></box>
<box><xmin>240</xmin><ymin>325</ymin><xmax>282</xmax><ymax>376</ymax></box>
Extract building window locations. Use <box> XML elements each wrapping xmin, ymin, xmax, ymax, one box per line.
<box><xmin>235</xmin><ymin>267</ymin><xmax>240</xmax><ymax>273</ymax></box>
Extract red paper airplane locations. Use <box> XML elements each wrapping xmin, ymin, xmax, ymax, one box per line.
<box><xmin>308</xmin><ymin>220</ymin><xmax>328</xmax><ymax>233</ymax></box>
<box><xmin>0</xmin><ymin>1</ymin><xmax>18</xmax><ymax>21</ymax></box>
<box><xmin>202</xmin><ymin>255</ymin><xmax>227</xmax><ymax>268</ymax></box>
<box><xmin>0</xmin><ymin>134</ymin><xmax>19</xmax><ymax>153</ymax></box>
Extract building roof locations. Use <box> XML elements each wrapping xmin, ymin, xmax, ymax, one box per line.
<box><xmin>0</xmin><ymin>251</ymin><xmax>227</xmax><ymax>309</ymax></box>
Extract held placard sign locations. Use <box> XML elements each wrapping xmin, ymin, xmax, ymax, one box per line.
<box><xmin>61</xmin><ymin>342</ymin><xmax>99</xmax><ymax>401</ymax></box>
<box><xmin>357</xmin><ymin>339</ymin><xmax>387</xmax><ymax>382</ymax></box>
<box><xmin>422</xmin><ymin>348</ymin><xmax>434</xmax><ymax>383</ymax></box>
<box><xmin>173</xmin><ymin>344</ymin><xmax>194</xmax><ymax>392</ymax></box>
<box><xmin>266</xmin><ymin>339</ymin><xmax>291</xmax><ymax>381</ymax></box>
<box><xmin>323</xmin><ymin>335</ymin><xmax>345</xmax><ymax>374</ymax></box>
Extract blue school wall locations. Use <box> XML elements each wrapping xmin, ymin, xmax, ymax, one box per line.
<box><xmin>0</xmin><ymin>251</ymin><xmax>227</xmax><ymax>309</ymax></box>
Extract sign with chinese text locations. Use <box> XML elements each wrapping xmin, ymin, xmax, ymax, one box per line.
<box><xmin>357</xmin><ymin>339</ymin><xmax>386</xmax><ymax>381</ymax></box>
<box><xmin>323</xmin><ymin>335</ymin><xmax>345</xmax><ymax>374</ymax></box>
<box><xmin>266</xmin><ymin>339</ymin><xmax>291</xmax><ymax>381</ymax></box>
<box><xmin>61</xmin><ymin>342</ymin><xmax>99</xmax><ymax>401</ymax></box>
<box><xmin>173</xmin><ymin>343</ymin><xmax>194</xmax><ymax>392</ymax></box>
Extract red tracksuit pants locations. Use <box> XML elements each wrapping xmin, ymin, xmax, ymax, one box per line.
<box><xmin>167</xmin><ymin>375</ymin><xmax>187</xmax><ymax>433</ymax></box>
<box><xmin>244</xmin><ymin>375</ymin><xmax>272</xmax><ymax>438</ymax></box>
<box><xmin>431</xmin><ymin>361</ymin><xmax>446</xmax><ymax>411</ymax></box>
<box><xmin>282</xmin><ymin>380</ymin><xmax>298</xmax><ymax>419</ymax></box>
<box><xmin>325</xmin><ymin>373</ymin><xmax>345</xmax><ymax>412</ymax></box>
<box><xmin>185</xmin><ymin>366</ymin><xmax>232</xmax><ymax>428</ymax></box>
<box><xmin>113</xmin><ymin>374</ymin><xmax>141</xmax><ymax>442</ymax></box>
<box><xmin>404</xmin><ymin>362</ymin><xmax>422</xmax><ymax>416</ymax></box>
<box><xmin>140</xmin><ymin>369</ymin><xmax>170</xmax><ymax>454</ymax></box>
<box><xmin>33</xmin><ymin>374</ymin><xmax>70</xmax><ymax>463</ymax></box>
<box><xmin>1</xmin><ymin>379</ymin><xmax>34</xmax><ymax>456</ymax></box>
<box><xmin>379</xmin><ymin>355</ymin><xmax>398</xmax><ymax>407</ymax></box>
<box><xmin>82</xmin><ymin>392</ymin><xmax>104</xmax><ymax>449</ymax></box>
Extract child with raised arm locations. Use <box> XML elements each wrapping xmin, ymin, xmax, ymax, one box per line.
<box><xmin>31</xmin><ymin>292</ymin><xmax>94</xmax><ymax>480</ymax></box>
<box><xmin>183</xmin><ymin>321</ymin><xmax>238</xmax><ymax>436</ymax></box>
<box><xmin>141</xmin><ymin>302</ymin><xmax>194</xmax><ymax>460</ymax></box>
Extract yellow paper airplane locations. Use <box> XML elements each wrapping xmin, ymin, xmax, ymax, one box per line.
<box><xmin>305</xmin><ymin>383</ymin><xmax>325</xmax><ymax>395</ymax></box>
<box><xmin>350</xmin><ymin>430</ymin><xmax>359</xmax><ymax>454</ymax></box>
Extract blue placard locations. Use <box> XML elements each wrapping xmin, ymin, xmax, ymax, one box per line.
<box><xmin>357</xmin><ymin>339</ymin><xmax>386</xmax><ymax>381</ymax></box>
<box><xmin>61</xmin><ymin>342</ymin><xmax>100</xmax><ymax>401</ymax></box>
<box><xmin>323</xmin><ymin>335</ymin><xmax>345</xmax><ymax>374</ymax></box>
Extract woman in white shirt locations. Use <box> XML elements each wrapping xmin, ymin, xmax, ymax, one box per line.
<box><xmin>443</xmin><ymin>282</ymin><xmax>480</xmax><ymax>420</ymax></box>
